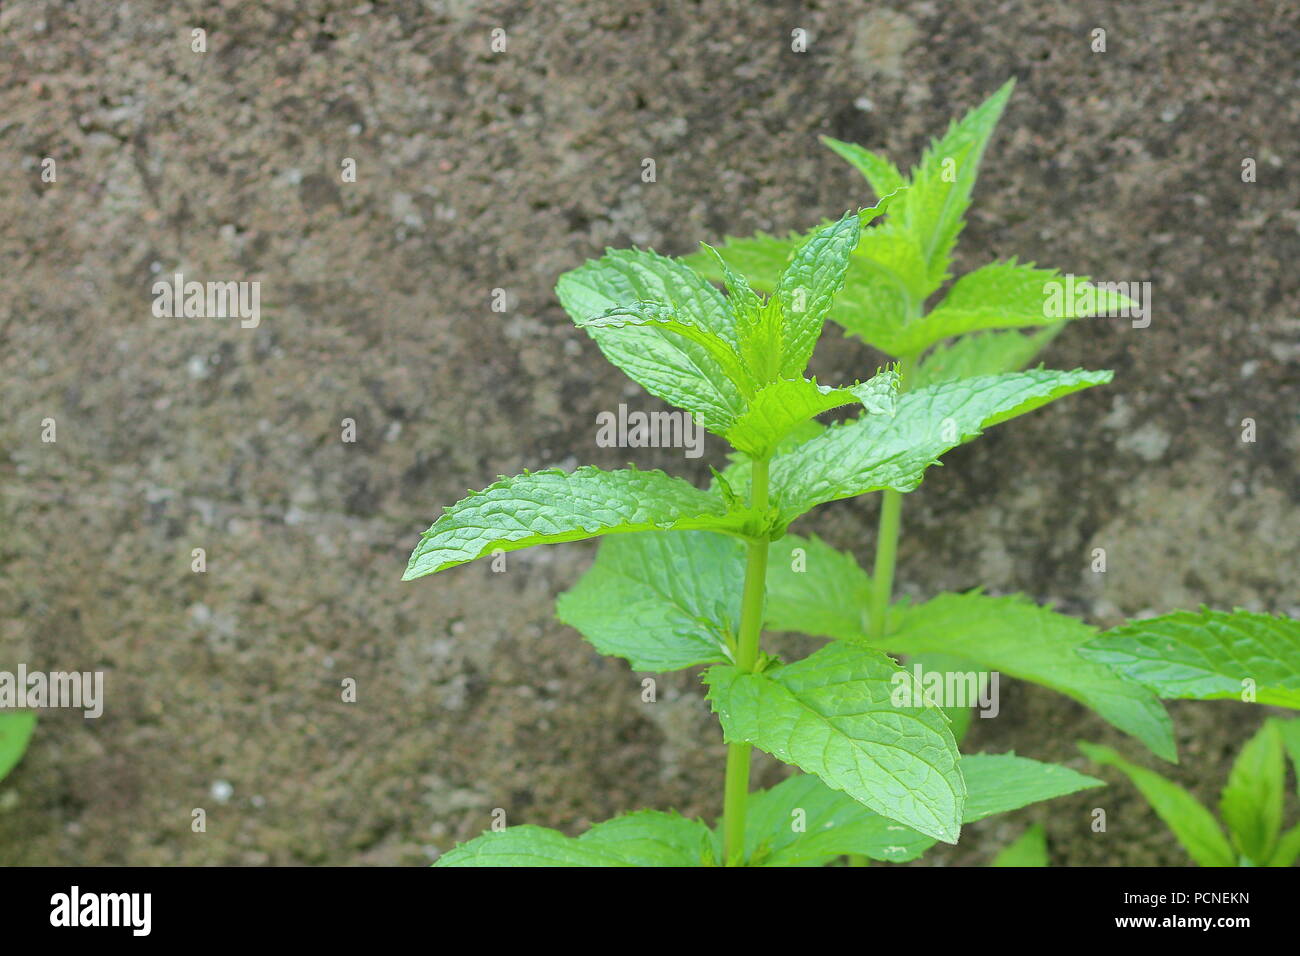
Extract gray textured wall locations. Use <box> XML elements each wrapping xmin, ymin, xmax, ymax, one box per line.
<box><xmin>1</xmin><ymin>0</ymin><xmax>1296</xmax><ymax>865</ymax></box>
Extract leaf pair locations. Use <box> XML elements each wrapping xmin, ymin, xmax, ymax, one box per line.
<box><xmin>1082</xmin><ymin>716</ymin><xmax>1300</xmax><ymax>867</ymax></box>
<box><xmin>761</xmin><ymin>534</ymin><xmax>1177</xmax><ymax>762</ymax></box>
<box><xmin>559</xmin><ymin>530</ymin><xmax>1116</xmax><ymax>844</ymax></box>
<box><xmin>556</xmin><ymin>206</ymin><xmax>897</xmax><ymax>458</ymax></box>
<box><xmin>436</xmin><ymin>754</ymin><xmax>1102</xmax><ymax>867</ymax></box>
<box><xmin>405</xmin><ymin>364</ymin><xmax>1112</xmax><ymax>579</ymax></box>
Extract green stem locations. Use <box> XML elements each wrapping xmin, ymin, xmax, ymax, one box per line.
<box><xmin>867</xmin><ymin>352</ymin><xmax>918</xmax><ymax>639</ymax></box>
<box><xmin>721</xmin><ymin>456</ymin><xmax>770</xmax><ymax>866</ymax></box>
<box><xmin>869</xmin><ymin>487</ymin><xmax>904</xmax><ymax>641</ymax></box>
<box><xmin>721</xmin><ymin>741</ymin><xmax>752</xmax><ymax>867</ymax></box>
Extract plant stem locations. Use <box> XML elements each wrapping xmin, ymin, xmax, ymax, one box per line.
<box><xmin>869</xmin><ymin>487</ymin><xmax>904</xmax><ymax>641</ymax></box>
<box><xmin>721</xmin><ymin>456</ymin><xmax>770</xmax><ymax>866</ymax></box>
<box><xmin>867</xmin><ymin>352</ymin><xmax>918</xmax><ymax>640</ymax></box>
<box><xmin>721</xmin><ymin>740</ymin><xmax>752</xmax><ymax>867</ymax></box>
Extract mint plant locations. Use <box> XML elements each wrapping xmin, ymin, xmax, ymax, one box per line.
<box><xmin>684</xmin><ymin>80</ymin><xmax>1179</xmax><ymax>766</ymax></box>
<box><xmin>1082</xmin><ymin>716</ymin><xmax>1300</xmax><ymax>867</ymax></box>
<box><xmin>402</xmin><ymin>82</ymin><xmax>1298</xmax><ymax>867</ymax></box>
<box><xmin>404</xmin><ymin>202</ymin><xmax>1115</xmax><ymax>866</ymax></box>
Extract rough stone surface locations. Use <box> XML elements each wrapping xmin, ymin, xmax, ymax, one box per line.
<box><xmin>0</xmin><ymin>1</ymin><xmax>1295</xmax><ymax>865</ymax></box>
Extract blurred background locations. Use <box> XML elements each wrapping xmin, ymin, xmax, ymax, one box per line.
<box><xmin>1</xmin><ymin>0</ymin><xmax>1296</xmax><ymax>865</ymax></box>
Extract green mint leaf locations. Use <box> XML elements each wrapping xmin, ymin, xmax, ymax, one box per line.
<box><xmin>850</xmin><ymin>368</ymin><xmax>902</xmax><ymax>415</ymax></box>
<box><xmin>733</xmin><ymin>293</ymin><xmax>785</xmax><ymax>385</ymax></box>
<box><xmin>700</xmin><ymin>243</ymin><xmax>763</xmax><ymax>320</ymax></box>
<box><xmin>908</xmin><ymin>652</ymin><xmax>983</xmax><ymax>744</ymax></box>
<box><xmin>721</xmin><ymin>369</ymin><xmax>897</xmax><ymax>461</ymax></box>
<box><xmin>896</xmin><ymin>79</ymin><xmax>1015</xmax><ymax>291</ymax></box>
<box><xmin>883</xmin><ymin>593</ymin><xmax>1176</xmax><ymax>762</ymax></box>
<box><xmin>0</xmin><ymin>711</ymin><xmax>36</xmax><ymax>782</ymax></box>
<box><xmin>558</xmin><ymin>247</ymin><xmax>735</xmax><ymax>341</ymax></box>
<box><xmin>991</xmin><ymin>824</ymin><xmax>1049</xmax><ymax>867</ymax></box>
<box><xmin>1079</xmin><ymin>742</ymin><xmax>1235</xmax><ymax>867</ymax></box>
<box><xmin>941</xmin><ymin>260</ymin><xmax>1136</xmax><ymax>323</ymax></box>
<box><xmin>735</xmin><ymin>752</ymin><xmax>1098</xmax><ymax>866</ymax></box>
<box><xmin>1267</xmin><ymin>822</ymin><xmax>1300</xmax><ymax>867</ymax></box>
<box><xmin>555</xmin><ymin>531</ymin><xmax>742</xmax><ymax>672</ymax></box>
<box><xmin>437</xmin><ymin>826</ymin><xmax>607</xmax><ymax>866</ymax></box>
<box><xmin>576</xmin><ymin>299</ymin><xmax>755</xmax><ymax>408</ymax></box>
<box><xmin>565</xmin><ymin>810</ymin><xmax>715</xmax><ymax>867</ymax></box>
<box><xmin>820</xmin><ymin>136</ymin><xmax>906</xmax><ymax>201</ymax></box>
<box><xmin>730</xmin><ymin>773</ymin><xmax>938</xmax><ymax>866</ymax></box>
<box><xmin>765</xmin><ymin>533</ymin><xmax>873</xmax><ymax>643</ymax></box>
<box><xmin>704</xmin><ymin>641</ymin><xmax>965</xmax><ymax>843</ymax></box>
<box><xmin>775</xmin><ymin>210</ymin><xmax>861</xmax><ymax>377</ymax></box>
<box><xmin>681</xmin><ymin>230</ymin><xmax>802</xmax><ymax>291</ymax></box>
<box><xmin>830</xmin><ymin>223</ymin><xmax>930</xmax><ymax>353</ymax></box>
<box><xmin>1218</xmin><ymin>720</ymin><xmax>1285</xmax><ymax>865</ymax></box>
<box><xmin>557</xmin><ymin>250</ymin><xmax>746</xmax><ymax>429</ymax></box>
<box><xmin>1079</xmin><ymin>609</ymin><xmax>1300</xmax><ymax>708</ymax></box>
<box><xmin>403</xmin><ymin>466</ymin><xmax>752</xmax><ymax>580</ymax></box>
<box><xmin>723</xmin><ymin>377</ymin><xmax>859</xmax><ymax>459</ymax></box>
<box><xmin>434</xmin><ymin>811</ymin><xmax>713</xmax><ymax>867</ymax></box>
<box><xmin>768</xmin><ymin>369</ymin><xmax>1113</xmax><ymax>526</ymax></box>
<box><xmin>959</xmin><ymin>752</ymin><xmax>1104</xmax><ymax>821</ymax></box>
<box><xmin>559</xmin><ymin>231</ymin><xmax>894</xmax><ymax>452</ymax></box>
<box><xmin>682</xmin><ymin>191</ymin><xmax>900</xmax><ymax>292</ymax></box>
<box><xmin>891</xmin><ymin>261</ymin><xmax>1134</xmax><ymax>356</ymax></box>
<box><xmin>913</xmin><ymin>326</ymin><xmax>1064</xmax><ymax>387</ymax></box>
